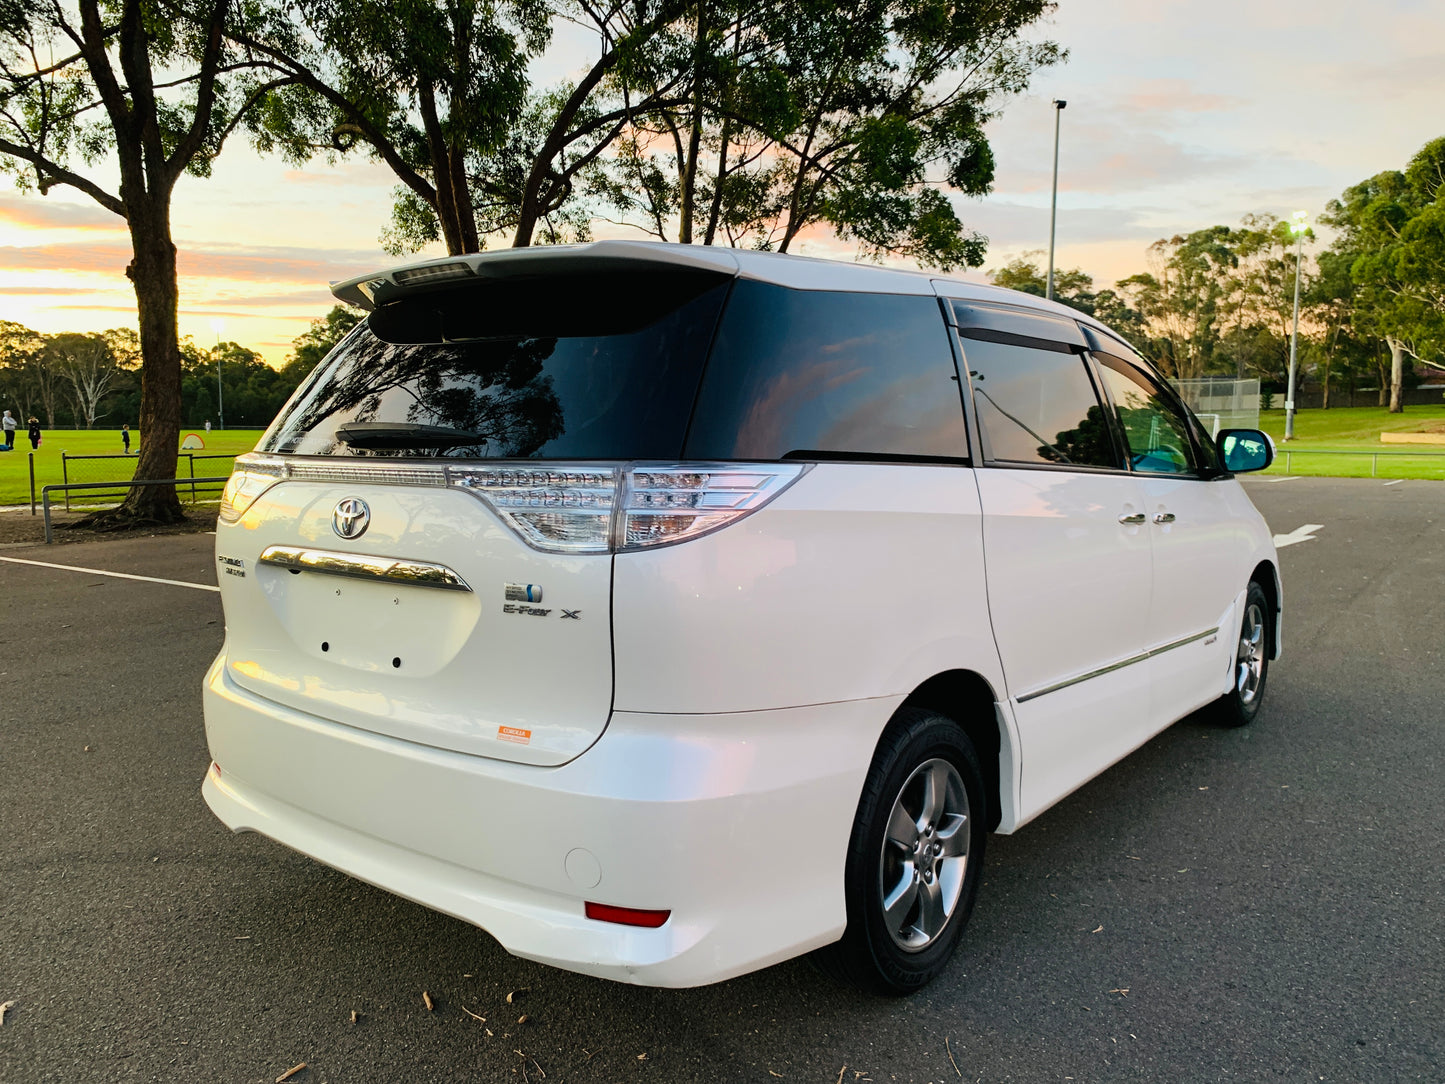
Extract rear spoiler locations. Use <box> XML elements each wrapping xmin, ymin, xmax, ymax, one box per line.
<box><xmin>330</xmin><ymin>240</ymin><xmax>741</xmax><ymax>312</ymax></box>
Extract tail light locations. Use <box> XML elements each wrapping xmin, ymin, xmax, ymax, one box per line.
<box><xmin>219</xmin><ymin>453</ymin><xmax>286</xmax><ymax>522</ymax></box>
<box><xmin>445</xmin><ymin>463</ymin><xmax>804</xmax><ymax>554</ymax></box>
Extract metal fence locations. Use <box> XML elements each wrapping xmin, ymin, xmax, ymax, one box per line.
<box><xmin>1276</xmin><ymin>448</ymin><xmax>1445</xmax><ymax>478</ymax></box>
<box><xmin>59</xmin><ymin>451</ymin><xmax>238</xmax><ymax>510</ymax></box>
<box><xmin>1172</xmin><ymin>378</ymin><xmax>1262</xmax><ymax>436</ymax></box>
<box><xmin>41</xmin><ymin>476</ymin><xmax>232</xmax><ymax>543</ymax></box>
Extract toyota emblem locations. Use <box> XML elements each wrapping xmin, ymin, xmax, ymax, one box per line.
<box><xmin>332</xmin><ymin>497</ymin><xmax>371</xmax><ymax>539</ymax></box>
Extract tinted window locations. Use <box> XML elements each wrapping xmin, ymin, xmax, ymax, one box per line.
<box><xmin>684</xmin><ymin>282</ymin><xmax>967</xmax><ymax>461</ymax></box>
<box><xmin>259</xmin><ymin>271</ymin><xmax>729</xmax><ymax>460</ymax></box>
<box><xmin>1093</xmin><ymin>355</ymin><xmax>1199</xmax><ymax>475</ymax></box>
<box><xmin>962</xmin><ymin>336</ymin><xmax>1119</xmax><ymax>469</ymax></box>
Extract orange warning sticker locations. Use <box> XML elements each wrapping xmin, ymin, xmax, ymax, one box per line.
<box><xmin>497</xmin><ymin>726</ymin><xmax>532</xmax><ymax>745</ymax></box>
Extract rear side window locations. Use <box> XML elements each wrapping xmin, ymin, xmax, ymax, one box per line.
<box><xmin>259</xmin><ymin>271</ymin><xmax>729</xmax><ymax>460</ymax></box>
<box><xmin>684</xmin><ymin>281</ymin><xmax>968</xmax><ymax>462</ymax></box>
<box><xmin>961</xmin><ymin>336</ymin><xmax>1119</xmax><ymax>469</ymax></box>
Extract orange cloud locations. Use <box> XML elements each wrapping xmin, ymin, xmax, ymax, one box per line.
<box><xmin>0</xmin><ymin>193</ymin><xmax>126</xmax><ymax>232</ymax></box>
<box><xmin>0</xmin><ymin>241</ymin><xmax>385</xmax><ymax>284</ymax></box>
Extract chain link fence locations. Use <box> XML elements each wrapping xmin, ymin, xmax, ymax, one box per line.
<box><xmin>58</xmin><ymin>451</ymin><xmax>238</xmax><ymax>510</ymax></box>
<box><xmin>1171</xmin><ymin>378</ymin><xmax>1261</xmax><ymax>437</ymax></box>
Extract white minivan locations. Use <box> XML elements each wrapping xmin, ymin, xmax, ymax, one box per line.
<box><xmin>203</xmin><ymin>241</ymin><xmax>1280</xmax><ymax>994</ymax></box>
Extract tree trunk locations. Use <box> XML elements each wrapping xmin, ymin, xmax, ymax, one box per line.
<box><xmin>703</xmin><ymin>113</ymin><xmax>730</xmax><ymax>246</ymax></box>
<box><xmin>677</xmin><ymin>3</ymin><xmax>705</xmax><ymax>245</ymax></box>
<box><xmin>1387</xmin><ymin>336</ymin><xmax>1406</xmax><ymax>414</ymax></box>
<box><xmin>118</xmin><ymin>198</ymin><xmax>184</xmax><ymax>522</ymax></box>
<box><xmin>1321</xmin><ymin>360</ymin><xmax>1330</xmax><ymax>410</ymax></box>
<box><xmin>419</xmin><ymin>83</ymin><xmax>464</xmax><ymax>255</ymax></box>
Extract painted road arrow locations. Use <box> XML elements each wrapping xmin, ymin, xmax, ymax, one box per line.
<box><xmin>1272</xmin><ymin>523</ymin><xmax>1324</xmax><ymax>548</ymax></box>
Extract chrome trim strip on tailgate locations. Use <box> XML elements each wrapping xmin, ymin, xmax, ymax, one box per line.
<box><xmin>282</xmin><ymin>462</ymin><xmax>447</xmax><ymax>487</ymax></box>
<box><xmin>1015</xmin><ymin>627</ymin><xmax>1220</xmax><ymax>704</ymax></box>
<box><xmin>257</xmin><ymin>545</ymin><xmax>472</xmax><ymax>591</ymax></box>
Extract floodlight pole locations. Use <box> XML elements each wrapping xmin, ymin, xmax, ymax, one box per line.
<box><xmin>215</xmin><ymin>332</ymin><xmax>225</xmax><ymax>431</ymax></box>
<box><xmin>1046</xmin><ymin>99</ymin><xmax>1066</xmax><ymax>301</ymax></box>
<box><xmin>1284</xmin><ymin>213</ymin><xmax>1307</xmax><ymax>441</ymax></box>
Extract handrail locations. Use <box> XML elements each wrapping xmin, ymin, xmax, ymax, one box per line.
<box><xmin>41</xmin><ymin>477</ymin><xmax>231</xmax><ymax>544</ymax></box>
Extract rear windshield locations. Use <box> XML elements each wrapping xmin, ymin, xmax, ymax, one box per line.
<box><xmin>259</xmin><ymin>270</ymin><xmax>729</xmax><ymax>460</ymax></box>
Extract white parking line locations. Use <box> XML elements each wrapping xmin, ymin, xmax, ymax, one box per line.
<box><xmin>0</xmin><ymin>555</ymin><xmax>219</xmax><ymax>592</ymax></box>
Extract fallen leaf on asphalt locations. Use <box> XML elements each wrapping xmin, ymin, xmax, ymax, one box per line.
<box><xmin>769</xmin><ymin>1071</ymin><xmax>783</xmax><ymax>1078</ymax></box>
<box><xmin>1092</xmin><ymin>925</ymin><xmax>1103</xmax><ymax>933</ymax></box>
<box><xmin>637</xmin><ymin>1053</ymin><xmax>648</xmax><ymax>1060</ymax></box>
<box><xmin>0</xmin><ymin>1000</ymin><xmax>15</xmax><ymax>1026</ymax></box>
<box><xmin>1125</xmin><ymin>855</ymin><xmax>1140</xmax><ymax>861</ymax></box>
<box><xmin>1110</xmin><ymin>988</ymin><xmax>1130</xmax><ymax>996</ymax></box>
<box><xmin>506</xmin><ymin>989</ymin><xmax>526</xmax><ymax>1004</ymax></box>
<box><xmin>349</xmin><ymin>1010</ymin><xmax>361</xmax><ymax>1025</ymax></box>
<box><xmin>460</xmin><ymin>1005</ymin><xmax>485</xmax><ymax>1023</ymax></box>
<box><xmin>275</xmin><ymin>1063</ymin><xmax>306</xmax><ymax>1082</ymax></box>
<box><xmin>517</xmin><ymin>1014</ymin><xmax>529</xmax><ymax>1024</ymax></box>
<box><xmin>421</xmin><ymin>990</ymin><xmax>435</xmax><ymax>1011</ymax></box>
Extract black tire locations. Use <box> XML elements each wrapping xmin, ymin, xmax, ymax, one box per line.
<box><xmin>816</xmin><ymin>707</ymin><xmax>987</xmax><ymax>995</ymax></box>
<box><xmin>1216</xmin><ymin>580</ymin><xmax>1271</xmax><ymax>728</ymax></box>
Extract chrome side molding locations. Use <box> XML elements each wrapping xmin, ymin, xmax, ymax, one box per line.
<box><xmin>1017</xmin><ymin>626</ymin><xmax>1220</xmax><ymax>703</ymax></box>
<box><xmin>258</xmin><ymin>545</ymin><xmax>472</xmax><ymax>591</ymax></box>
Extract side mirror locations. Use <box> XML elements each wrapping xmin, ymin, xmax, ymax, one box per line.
<box><xmin>1217</xmin><ymin>429</ymin><xmax>1274</xmax><ymax>473</ymax></box>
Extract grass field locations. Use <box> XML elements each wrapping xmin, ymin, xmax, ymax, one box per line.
<box><xmin>1256</xmin><ymin>405</ymin><xmax>1445</xmax><ymax>480</ymax></box>
<box><xmin>0</xmin><ymin>428</ymin><xmax>262</xmax><ymax>507</ymax></box>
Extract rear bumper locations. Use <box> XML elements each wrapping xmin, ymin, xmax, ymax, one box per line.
<box><xmin>201</xmin><ymin>653</ymin><xmax>895</xmax><ymax>986</ymax></box>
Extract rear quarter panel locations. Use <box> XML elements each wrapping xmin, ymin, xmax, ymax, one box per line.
<box><xmin>611</xmin><ymin>464</ymin><xmax>1005</xmax><ymax>714</ymax></box>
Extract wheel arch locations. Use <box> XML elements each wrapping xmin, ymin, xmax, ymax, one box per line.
<box><xmin>1250</xmin><ymin>559</ymin><xmax>1283</xmax><ymax>660</ymax></box>
<box><xmin>898</xmin><ymin>670</ymin><xmax>1015</xmax><ymax>832</ymax></box>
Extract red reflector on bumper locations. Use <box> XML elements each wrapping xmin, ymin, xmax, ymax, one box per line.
<box><xmin>585</xmin><ymin>902</ymin><xmax>671</xmax><ymax>928</ymax></box>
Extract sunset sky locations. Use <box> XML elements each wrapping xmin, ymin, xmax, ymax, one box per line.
<box><xmin>1</xmin><ymin>0</ymin><xmax>1441</xmax><ymax>365</ymax></box>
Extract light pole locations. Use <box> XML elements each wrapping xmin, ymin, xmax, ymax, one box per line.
<box><xmin>1046</xmin><ymin>99</ymin><xmax>1067</xmax><ymax>301</ymax></box>
<box><xmin>210</xmin><ymin>318</ymin><xmax>225</xmax><ymax>431</ymax></box>
<box><xmin>1284</xmin><ymin>211</ymin><xmax>1308</xmax><ymax>441</ymax></box>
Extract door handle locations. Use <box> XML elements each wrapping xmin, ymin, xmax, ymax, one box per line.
<box><xmin>1118</xmin><ymin>512</ymin><xmax>1146</xmax><ymax>525</ymax></box>
<box><xmin>1153</xmin><ymin>512</ymin><xmax>1176</xmax><ymax>524</ymax></box>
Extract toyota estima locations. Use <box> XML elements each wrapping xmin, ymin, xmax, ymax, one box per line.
<box><xmin>204</xmin><ymin>241</ymin><xmax>1281</xmax><ymax>994</ymax></box>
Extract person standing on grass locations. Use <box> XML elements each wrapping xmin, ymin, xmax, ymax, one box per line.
<box><xmin>122</xmin><ymin>424</ymin><xmax>131</xmax><ymax>453</ymax></box>
<box><xmin>1</xmin><ymin>409</ymin><xmax>14</xmax><ymax>450</ymax></box>
<box><xmin>27</xmin><ymin>417</ymin><xmax>40</xmax><ymax>450</ymax></box>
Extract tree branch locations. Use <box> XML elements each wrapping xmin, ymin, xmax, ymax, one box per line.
<box><xmin>0</xmin><ymin>136</ymin><xmax>126</xmax><ymax>216</ymax></box>
<box><xmin>167</xmin><ymin>0</ymin><xmax>229</xmax><ymax>183</ymax></box>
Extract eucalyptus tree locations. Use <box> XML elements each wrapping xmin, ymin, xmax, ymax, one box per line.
<box><xmin>1116</xmin><ymin>227</ymin><xmax>1239</xmax><ymax>381</ymax></box>
<box><xmin>0</xmin><ymin>0</ymin><xmax>295</xmax><ymax>521</ymax></box>
<box><xmin>231</xmin><ymin>0</ymin><xmax>549</xmax><ymax>256</ymax></box>
<box><xmin>233</xmin><ymin>0</ymin><xmax>700</xmax><ymax>254</ymax></box>
<box><xmin>593</xmin><ymin>0</ymin><xmax>1062</xmax><ymax>270</ymax></box>
<box><xmin>1323</xmin><ymin>137</ymin><xmax>1445</xmax><ymax>412</ymax></box>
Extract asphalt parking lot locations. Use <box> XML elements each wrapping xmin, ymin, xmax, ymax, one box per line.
<box><xmin>1</xmin><ymin>476</ymin><xmax>1441</xmax><ymax>1084</ymax></box>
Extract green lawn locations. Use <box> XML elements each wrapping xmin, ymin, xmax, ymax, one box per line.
<box><xmin>0</xmin><ymin>428</ymin><xmax>261</xmax><ymax>507</ymax></box>
<box><xmin>1255</xmin><ymin>405</ymin><xmax>1445</xmax><ymax>480</ymax></box>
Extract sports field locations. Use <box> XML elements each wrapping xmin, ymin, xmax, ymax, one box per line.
<box><xmin>0</xmin><ymin>428</ymin><xmax>261</xmax><ymax>506</ymax></box>
<box><xmin>1257</xmin><ymin>404</ymin><xmax>1445</xmax><ymax>479</ymax></box>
